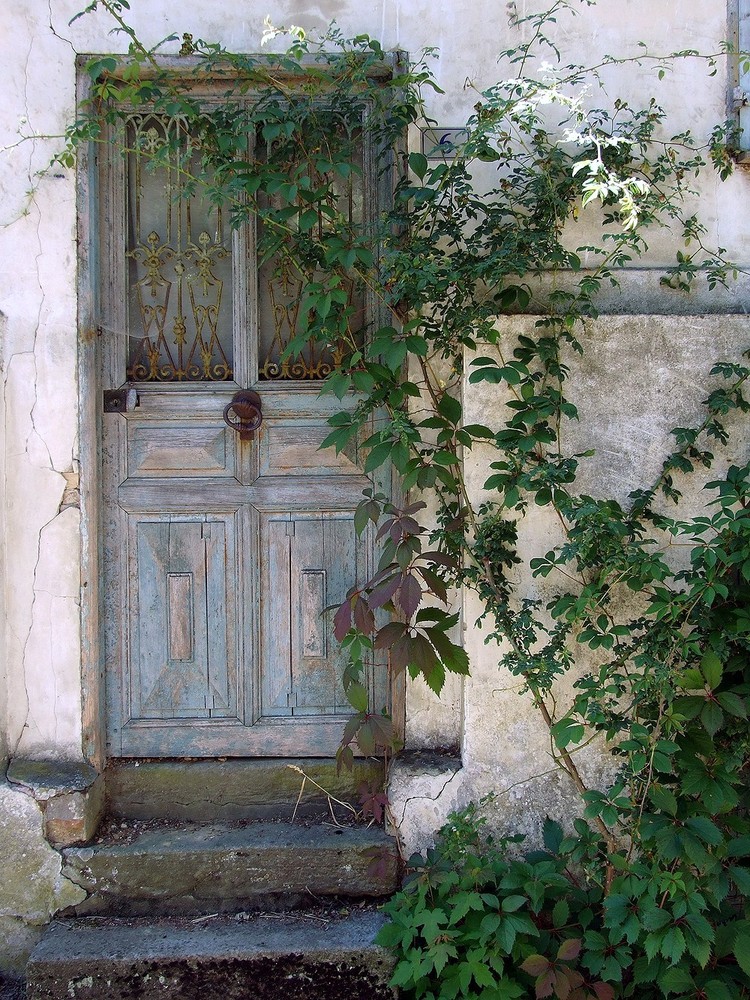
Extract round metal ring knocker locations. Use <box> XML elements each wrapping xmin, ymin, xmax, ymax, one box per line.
<box><xmin>223</xmin><ymin>390</ymin><xmax>263</xmax><ymax>440</ymax></box>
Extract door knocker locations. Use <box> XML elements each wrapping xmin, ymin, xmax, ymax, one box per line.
<box><xmin>223</xmin><ymin>390</ymin><xmax>263</xmax><ymax>440</ymax></box>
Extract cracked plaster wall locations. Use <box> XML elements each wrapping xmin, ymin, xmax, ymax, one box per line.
<box><xmin>1</xmin><ymin>0</ymin><xmax>82</xmax><ymax>762</ymax></box>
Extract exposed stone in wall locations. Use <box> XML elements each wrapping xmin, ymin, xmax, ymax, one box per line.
<box><xmin>0</xmin><ymin>782</ymin><xmax>87</xmax><ymax>974</ymax></box>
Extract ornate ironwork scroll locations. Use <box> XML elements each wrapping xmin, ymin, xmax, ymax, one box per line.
<box><xmin>126</xmin><ymin>115</ymin><xmax>233</xmax><ymax>382</ymax></box>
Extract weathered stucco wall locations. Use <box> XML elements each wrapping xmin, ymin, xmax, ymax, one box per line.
<box><xmin>1</xmin><ymin>0</ymin><xmax>750</xmax><ymax>972</ymax></box>
<box><xmin>393</xmin><ymin>313</ymin><xmax>750</xmax><ymax>852</ymax></box>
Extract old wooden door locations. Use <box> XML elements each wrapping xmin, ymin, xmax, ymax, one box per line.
<box><xmin>99</xmin><ymin>111</ymin><xmax>387</xmax><ymax>757</ymax></box>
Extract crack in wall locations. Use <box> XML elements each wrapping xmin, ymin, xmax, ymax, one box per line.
<box><xmin>12</xmin><ymin>509</ymin><xmax>68</xmax><ymax>757</ymax></box>
<box><xmin>2</xmin><ymin>19</ymin><xmax>81</xmax><ymax>759</ymax></box>
<box><xmin>0</xmin><ymin>35</ymin><xmax>45</xmax><ymax>234</ymax></box>
<box><xmin>390</xmin><ymin>765</ymin><xmax>463</xmax><ymax>831</ymax></box>
<box><xmin>47</xmin><ymin>0</ymin><xmax>77</xmax><ymax>54</ymax></box>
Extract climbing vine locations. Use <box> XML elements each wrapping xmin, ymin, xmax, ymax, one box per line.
<box><xmin>55</xmin><ymin>0</ymin><xmax>750</xmax><ymax>995</ymax></box>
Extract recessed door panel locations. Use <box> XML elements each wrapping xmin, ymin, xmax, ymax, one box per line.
<box><xmin>260</xmin><ymin>513</ymin><xmax>360</xmax><ymax>720</ymax></box>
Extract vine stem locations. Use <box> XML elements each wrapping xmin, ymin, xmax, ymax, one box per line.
<box><xmin>478</xmin><ymin>555</ymin><xmax>619</xmax><ymax>869</ymax></box>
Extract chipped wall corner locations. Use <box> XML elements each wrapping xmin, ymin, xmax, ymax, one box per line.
<box><xmin>0</xmin><ymin>775</ymin><xmax>92</xmax><ymax>975</ymax></box>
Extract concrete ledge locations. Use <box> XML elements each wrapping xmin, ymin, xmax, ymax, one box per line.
<box><xmin>26</xmin><ymin>912</ymin><xmax>395</xmax><ymax>999</ymax></box>
<box><xmin>7</xmin><ymin>760</ymin><xmax>104</xmax><ymax>847</ymax></box>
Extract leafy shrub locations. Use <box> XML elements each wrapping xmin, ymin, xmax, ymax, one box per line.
<box><xmin>379</xmin><ymin>788</ymin><xmax>750</xmax><ymax>999</ymax></box>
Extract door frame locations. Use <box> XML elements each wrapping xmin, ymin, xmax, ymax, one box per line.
<box><xmin>75</xmin><ymin>55</ymin><xmax>406</xmax><ymax>768</ymax></box>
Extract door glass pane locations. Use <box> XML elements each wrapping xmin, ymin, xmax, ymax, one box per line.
<box><xmin>125</xmin><ymin>115</ymin><xmax>234</xmax><ymax>382</ymax></box>
<box><xmin>257</xmin><ymin>136</ymin><xmax>365</xmax><ymax>381</ymax></box>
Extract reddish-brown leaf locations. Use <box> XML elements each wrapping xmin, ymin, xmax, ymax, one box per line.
<box><xmin>334</xmin><ymin>599</ymin><xmax>353</xmax><ymax>641</ymax></box>
<box><xmin>376</xmin><ymin>517</ymin><xmax>396</xmax><ymax>541</ymax></box>
<box><xmin>364</xmin><ymin>844</ymin><xmax>395</xmax><ymax>879</ymax></box>
<box><xmin>416</xmin><ymin>566</ymin><xmax>448</xmax><ymax>604</ymax></box>
<box><xmin>389</xmin><ymin>635</ymin><xmax>412</xmax><ymax>673</ymax></box>
<box><xmin>369</xmin><ymin>713</ymin><xmax>395</xmax><ymax>748</ymax></box>
<box><xmin>536</xmin><ymin>969</ymin><xmax>556</xmax><ymax>999</ymax></box>
<box><xmin>402</xmin><ymin>500</ymin><xmax>427</xmax><ymax>516</ymax></box>
<box><xmin>356</xmin><ymin>720</ymin><xmax>376</xmax><ymax>755</ymax></box>
<box><xmin>368</xmin><ymin>573</ymin><xmax>401</xmax><ymax>609</ymax></box>
<box><xmin>554</xmin><ymin>970</ymin><xmax>572</xmax><ymax>1000</ymax></box>
<box><xmin>421</xmin><ymin>550</ymin><xmax>458</xmax><ymax>569</ymax></box>
<box><xmin>374</xmin><ymin>622</ymin><xmax>407</xmax><ymax>649</ymax></box>
<box><xmin>336</xmin><ymin>745</ymin><xmax>354</xmax><ymax>773</ymax></box>
<box><xmin>398</xmin><ymin>573</ymin><xmax>423</xmax><ymax>618</ymax></box>
<box><xmin>520</xmin><ymin>956</ymin><xmax>549</xmax><ymax>978</ymax></box>
<box><xmin>353</xmin><ymin>597</ymin><xmax>375</xmax><ymax>635</ymax></box>
<box><xmin>396</xmin><ymin>515</ymin><xmax>422</xmax><ymax>536</ymax></box>
<box><xmin>592</xmin><ymin>984</ymin><xmax>615</xmax><ymax>1000</ymax></box>
<box><xmin>358</xmin><ymin>782</ymin><xmax>389</xmax><ymax>823</ymax></box>
<box><xmin>557</xmin><ymin>938</ymin><xmax>582</xmax><ymax>962</ymax></box>
<box><xmin>340</xmin><ymin>713</ymin><xmax>362</xmax><ymax>748</ymax></box>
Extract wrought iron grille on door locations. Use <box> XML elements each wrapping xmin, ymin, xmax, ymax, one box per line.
<box><xmin>124</xmin><ymin>113</ymin><xmax>364</xmax><ymax>383</ymax></box>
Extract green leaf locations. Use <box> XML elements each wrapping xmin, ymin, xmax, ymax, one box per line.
<box><xmin>543</xmin><ymin>817</ymin><xmax>564</xmax><ymax>853</ymax></box>
<box><xmin>429</xmin><ymin>629</ymin><xmax>470</xmax><ymax>676</ymax></box>
<box><xmin>437</xmin><ymin>394</ymin><xmax>462</xmax><ymax>425</ymax></box>
<box><xmin>680</xmin><ymin>668</ymin><xmax>705</xmax><ymax>690</ymax></box>
<box><xmin>684</xmin><ymin>816</ymin><xmax>723</xmax><ymax>845</ymax></box>
<box><xmin>364</xmin><ymin>441</ymin><xmax>394</xmax><ymax>473</ymax></box>
<box><xmin>658</xmin><ymin>967</ymin><xmax>695</xmax><ymax>995</ymax></box>
<box><xmin>716</xmin><ymin>691</ymin><xmax>748</xmax><ymax>718</ymax></box>
<box><xmin>728</xmin><ymin>837</ymin><xmax>750</xmax><ymax>857</ymax></box>
<box><xmin>463</xmin><ymin>424</ymin><xmax>495</xmax><ymax>439</ymax></box>
<box><xmin>551</xmin><ymin>716</ymin><xmax>585</xmax><ymax>750</ymax></box>
<box><xmin>472</xmin><ymin>961</ymin><xmax>497</xmax><ymax>988</ymax></box>
<box><xmin>700</xmin><ymin>700</ymin><xmax>724</xmax><ymax>736</ymax></box>
<box><xmin>649</xmin><ymin>785</ymin><xmax>678</xmax><ymax>816</ymax></box>
<box><xmin>734</xmin><ymin>925</ymin><xmax>750</xmax><ymax>976</ymax></box>
<box><xmin>345</xmin><ymin>681</ymin><xmax>369</xmax><ymax>713</ymax></box>
<box><xmin>299</xmin><ymin>208</ymin><xmax>320</xmax><ymax>231</ymax></box>
<box><xmin>390</xmin><ymin>959</ymin><xmax>419</xmax><ymax>988</ymax></box>
<box><xmin>86</xmin><ymin>56</ymin><xmax>118</xmax><ymax>80</ymax></box>
<box><xmin>661</xmin><ymin>926</ymin><xmax>686</xmax><ymax>963</ymax></box>
<box><xmin>408</xmin><ymin>151</ymin><xmax>429</xmax><ymax>180</ymax></box>
<box><xmin>552</xmin><ymin>899</ymin><xmax>570</xmax><ymax>928</ymax></box>
<box><xmin>699</xmin><ymin>982</ymin><xmax>734</xmax><ymax>1000</ymax></box>
<box><xmin>700</xmin><ymin>650</ymin><xmax>723</xmax><ymax>688</ymax></box>
<box><xmin>642</xmin><ymin>908</ymin><xmax>672</xmax><ymax>931</ymax></box>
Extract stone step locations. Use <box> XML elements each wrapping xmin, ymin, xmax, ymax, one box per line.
<box><xmin>105</xmin><ymin>758</ymin><xmax>384</xmax><ymax>822</ymax></box>
<box><xmin>26</xmin><ymin>911</ymin><xmax>395</xmax><ymax>1000</ymax></box>
<box><xmin>61</xmin><ymin>821</ymin><xmax>399</xmax><ymax>916</ymax></box>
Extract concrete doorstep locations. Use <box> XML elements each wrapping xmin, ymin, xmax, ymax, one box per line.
<box><xmin>26</xmin><ymin>910</ymin><xmax>396</xmax><ymax>1000</ymax></box>
<box><xmin>61</xmin><ymin>821</ymin><xmax>399</xmax><ymax>916</ymax></box>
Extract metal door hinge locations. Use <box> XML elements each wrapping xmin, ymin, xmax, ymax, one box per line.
<box><xmin>103</xmin><ymin>387</ymin><xmax>139</xmax><ymax>413</ymax></box>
